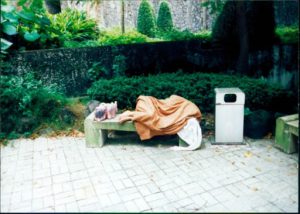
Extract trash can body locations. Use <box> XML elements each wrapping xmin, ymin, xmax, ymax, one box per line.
<box><xmin>214</xmin><ymin>88</ymin><xmax>245</xmax><ymax>144</ymax></box>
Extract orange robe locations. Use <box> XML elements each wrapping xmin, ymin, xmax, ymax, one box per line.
<box><xmin>131</xmin><ymin>95</ymin><xmax>201</xmax><ymax>140</ymax></box>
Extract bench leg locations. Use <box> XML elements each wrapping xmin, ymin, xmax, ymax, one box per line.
<box><xmin>99</xmin><ymin>130</ymin><xmax>108</xmax><ymax>147</ymax></box>
<box><xmin>84</xmin><ymin>117</ymin><xmax>105</xmax><ymax>148</ymax></box>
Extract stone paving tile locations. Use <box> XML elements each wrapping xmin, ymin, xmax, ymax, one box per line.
<box><xmin>0</xmin><ymin>137</ymin><xmax>298</xmax><ymax>212</ymax></box>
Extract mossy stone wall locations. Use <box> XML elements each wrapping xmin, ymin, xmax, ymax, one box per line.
<box><xmin>9</xmin><ymin>41</ymin><xmax>298</xmax><ymax>96</ymax></box>
<box><xmin>9</xmin><ymin>40</ymin><xmax>230</xmax><ymax>95</ymax></box>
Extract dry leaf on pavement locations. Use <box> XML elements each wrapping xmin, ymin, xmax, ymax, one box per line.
<box><xmin>244</xmin><ymin>151</ymin><xmax>252</xmax><ymax>158</ymax></box>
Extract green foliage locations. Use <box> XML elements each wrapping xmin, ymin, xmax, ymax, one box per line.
<box><xmin>275</xmin><ymin>26</ymin><xmax>299</xmax><ymax>44</ymax></box>
<box><xmin>47</xmin><ymin>8</ymin><xmax>99</xmax><ymax>42</ymax></box>
<box><xmin>62</xmin><ymin>40</ymin><xmax>101</xmax><ymax>48</ymax></box>
<box><xmin>87</xmin><ymin>72</ymin><xmax>296</xmax><ymax>113</ymax></box>
<box><xmin>1</xmin><ymin>3</ymin><xmax>60</xmax><ymax>53</ymax></box>
<box><xmin>201</xmin><ymin>0</ymin><xmax>226</xmax><ymax>15</ymax></box>
<box><xmin>137</xmin><ymin>0</ymin><xmax>156</xmax><ymax>38</ymax></box>
<box><xmin>88</xmin><ymin>61</ymin><xmax>111</xmax><ymax>80</ymax></box>
<box><xmin>18</xmin><ymin>0</ymin><xmax>45</xmax><ymax>14</ymax></box>
<box><xmin>157</xmin><ymin>29</ymin><xmax>194</xmax><ymax>40</ymax></box>
<box><xmin>0</xmin><ymin>73</ymin><xmax>66</xmax><ymax>139</ymax></box>
<box><xmin>98</xmin><ymin>29</ymin><xmax>157</xmax><ymax>46</ymax></box>
<box><xmin>193</xmin><ymin>30</ymin><xmax>212</xmax><ymax>41</ymax></box>
<box><xmin>112</xmin><ymin>54</ymin><xmax>127</xmax><ymax>77</ymax></box>
<box><xmin>157</xmin><ymin>1</ymin><xmax>173</xmax><ymax>33</ymax></box>
<box><xmin>157</xmin><ymin>29</ymin><xmax>212</xmax><ymax>42</ymax></box>
<box><xmin>62</xmin><ymin>28</ymin><xmax>211</xmax><ymax>48</ymax></box>
<box><xmin>87</xmin><ymin>53</ymin><xmax>127</xmax><ymax>81</ymax></box>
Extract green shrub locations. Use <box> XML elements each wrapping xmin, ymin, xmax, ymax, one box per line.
<box><xmin>1</xmin><ymin>3</ymin><xmax>60</xmax><ymax>53</ymax></box>
<box><xmin>47</xmin><ymin>8</ymin><xmax>99</xmax><ymax>42</ymax></box>
<box><xmin>87</xmin><ymin>72</ymin><xmax>296</xmax><ymax>113</ymax></box>
<box><xmin>0</xmin><ymin>73</ymin><xmax>66</xmax><ymax>139</ymax></box>
<box><xmin>157</xmin><ymin>1</ymin><xmax>173</xmax><ymax>33</ymax></box>
<box><xmin>137</xmin><ymin>0</ymin><xmax>156</xmax><ymax>37</ymax></box>
<box><xmin>275</xmin><ymin>26</ymin><xmax>299</xmax><ymax>44</ymax></box>
<box><xmin>156</xmin><ymin>29</ymin><xmax>193</xmax><ymax>40</ymax></box>
<box><xmin>87</xmin><ymin>53</ymin><xmax>127</xmax><ymax>81</ymax></box>
<box><xmin>17</xmin><ymin>0</ymin><xmax>45</xmax><ymax>14</ymax></box>
<box><xmin>98</xmin><ymin>29</ymin><xmax>158</xmax><ymax>46</ymax></box>
<box><xmin>193</xmin><ymin>30</ymin><xmax>212</xmax><ymax>41</ymax></box>
<box><xmin>62</xmin><ymin>40</ymin><xmax>101</xmax><ymax>48</ymax></box>
<box><xmin>158</xmin><ymin>29</ymin><xmax>212</xmax><ymax>42</ymax></box>
<box><xmin>87</xmin><ymin>61</ymin><xmax>111</xmax><ymax>80</ymax></box>
<box><xmin>112</xmin><ymin>54</ymin><xmax>127</xmax><ymax>77</ymax></box>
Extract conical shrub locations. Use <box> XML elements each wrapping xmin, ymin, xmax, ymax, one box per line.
<box><xmin>157</xmin><ymin>0</ymin><xmax>173</xmax><ymax>32</ymax></box>
<box><xmin>137</xmin><ymin>0</ymin><xmax>156</xmax><ymax>37</ymax></box>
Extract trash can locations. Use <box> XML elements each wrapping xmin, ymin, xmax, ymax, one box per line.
<box><xmin>214</xmin><ymin>88</ymin><xmax>245</xmax><ymax>144</ymax></box>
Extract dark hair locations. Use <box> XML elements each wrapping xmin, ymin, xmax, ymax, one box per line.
<box><xmin>95</xmin><ymin>109</ymin><xmax>105</xmax><ymax>119</ymax></box>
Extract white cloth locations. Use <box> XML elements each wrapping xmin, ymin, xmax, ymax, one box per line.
<box><xmin>170</xmin><ymin>118</ymin><xmax>202</xmax><ymax>151</ymax></box>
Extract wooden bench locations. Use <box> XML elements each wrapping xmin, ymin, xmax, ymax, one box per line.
<box><xmin>275</xmin><ymin>114</ymin><xmax>299</xmax><ymax>154</ymax></box>
<box><xmin>84</xmin><ymin>111</ymin><xmax>187</xmax><ymax>147</ymax></box>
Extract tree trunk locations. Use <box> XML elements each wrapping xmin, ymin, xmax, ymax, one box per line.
<box><xmin>44</xmin><ymin>0</ymin><xmax>61</xmax><ymax>14</ymax></box>
<box><xmin>236</xmin><ymin>0</ymin><xmax>248</xmax><ymax>75</ymax></box>
<box><xmin>121</xmin><ymin>0</ymin><xmax>125</xmax><ymax>34</ymax></box>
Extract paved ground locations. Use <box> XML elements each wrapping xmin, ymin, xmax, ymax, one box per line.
<box><xmin>0</xmin><ymin>135</ymin><xmax>298</xmax><ymax>212</ymax></box>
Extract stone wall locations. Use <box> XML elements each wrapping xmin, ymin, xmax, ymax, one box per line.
<box><xmin>61</xmin><ymin>0</ymin><xmax>214</xmax><ymax>32</ymax></box>
<box><xmin>9</xmin><ymin>40</ymin><xmax>230</xmax><ymax>95</ymax></box>
<box><xmin>9</xmin><ymin>41</ymin><xmax>298</xmax><ymax>96</ymax></box>
<box><xmin>60</xmin><ymin>0</ymin><xmax>299</xmax><ymax>32</ymax></box>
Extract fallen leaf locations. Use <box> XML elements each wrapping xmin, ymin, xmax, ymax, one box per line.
<box><xmin>30</xmin><ymin>133</ymin><xmax>39</xmax><ymax>139</ymax></box>
<box><xmin>244</xmin><ymin>151</ymin><xmax>252</xmax><ymax>158</ymax></box>
<box><xmin>252</xmin><ymin>187</ymin><xmax>258</xmax><ymax>191</ymax></box>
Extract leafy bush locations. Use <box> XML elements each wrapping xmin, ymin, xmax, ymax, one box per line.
<box><xmin>0</xmin><ymin>73</ymin><xmax>66</xmax><ymax>139</ymax></box>
<box><xmin>87</xmin><ymin>72</ymin><xmax>296</xmax><ymax>113</ymax></box>
<box><xmin>275</xmin><ymin>26</ymin><xmax>299</xmax><ymax>44</ymax></box>
<box><xmin>47</xmin><ymin>8</ymin><xmax>99</xmax><ymax>42</ymax></box>
<box><xmin>17</xmin><ymin>0</ymin><xmax>45</xmax><ymax>14</ymax></box>
<box><xmin>98</xmin><ymin>29</ymin><xmax>158</xmax><ymax>46</ymax></box>
<box><xmin>87</xmin><ymin>53</ymin><xmax>127</xmax><ymax>81</ymax></box>
<box><xmin>158</xmin><ymin>29</ymin><xmax>212</xmax><ymax>42</ymax></box>
<box><xmin>62</xmin><ymin>40</ymin><xmax>101</xmax><ymax>48</ymax></box>
<box><xmin>1</xmin><ymin>3</ymin><xmax>60</xmax><ymax>53</ymax></box>
<box><xmin>154</xmin><ymin>28</ymin><xmax>212</xmax><ymax>44</ymax></box>
<box><xmin>137</xmin><ymin>0</ymin><xmax>156</xmax><ymax>37</ymax></box>
<box><xmin>157</xmin><ymin>1</ymin><xmax>173</xmax><ymax>33</ymax></box>
<box><xmin>87</xmin><ymin>61</ymin><xmax>111</xmax><ymax>80</ymax></box>
<box><xmin>193</xmin><ymin>30</ymin><xmax>212</xmax><ymax>41</ymax></box>
<box><xmin>112</xmin><ymin>54</ymin><xmax>127</xmax><ymax>77</ymax></box>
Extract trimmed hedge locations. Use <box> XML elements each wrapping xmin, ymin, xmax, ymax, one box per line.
<box><xmin>87</xmin><ymin>72</ymin><xmax>296</xmax><ymax>113</ymax></box>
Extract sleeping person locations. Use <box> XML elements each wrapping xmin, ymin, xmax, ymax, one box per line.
<box><xmin>118</xmin><ymin>95</ymin><xmax>202</xmax><ymax>151</ymax></box>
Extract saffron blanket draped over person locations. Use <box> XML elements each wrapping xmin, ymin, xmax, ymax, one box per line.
<box><xmin>121</xmin><ymin>95</ymin><xmax>202</xmax><ymax>140</ymax></box>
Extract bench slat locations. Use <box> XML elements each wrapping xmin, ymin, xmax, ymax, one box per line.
<box><xmin>93</xmin><ymin>114</ymin><xmax>136</xmax><ymax>131</ymax></box>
